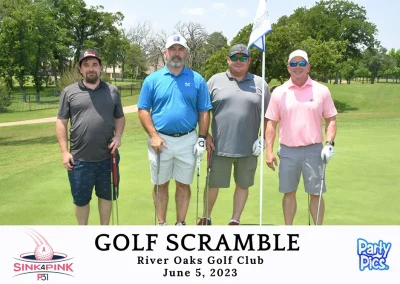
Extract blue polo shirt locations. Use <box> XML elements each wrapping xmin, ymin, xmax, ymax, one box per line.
<box><xmin>138</xmin><ymin>66</ymin><xmax>212</xmax><ymax>134</ymax></box>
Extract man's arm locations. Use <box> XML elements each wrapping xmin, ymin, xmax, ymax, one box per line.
<box><xmin>324</xmin><ymin>116</ymin><xmax>337</xmax><ymax>142</ymax></box>
<box><xmin>265</xmin><ymin>119</ymin><xmax>278</xmax><ymax>171</ymax></box>
<box><xmin>138</xmin><ymin>109</ymin><xmax>158</xmax><ymax>138</ymax></box>
<box><xmin>138</xmin><ymin>109</ymin><xmax>166</xmax><ymax>153</ymax></box>
<box><xmin>56</xmin><ymin>118</ymin><xmax>74</xmax><ymax>170</ymax></box>
<box><xmin>109</xmin><ymin>116</ymin><xmax>126</xmax><ymax>153</ymax></box>
<box><xmin>198</xmin><ymin>110</ymin><xmax>210</xmax><ymax>137</ymax></box>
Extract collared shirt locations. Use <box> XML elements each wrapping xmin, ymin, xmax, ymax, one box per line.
<box><xmin>207</xmin><ymin>70</ymin><xmax>270</xmax><ymax>157</ymax></box>
<box><xmin>57</xmin><ymin>80</ymin><xmax>124</xmax><ymax>161</ymax></box>
<box><xmin>265</xmin><ymin>76</ymin><xmax>337</xmax><ymax>147</ymax></box>
<box><xmin>138</xmin><ymin>66</ymin><xmax>212</xmax><ymax>134</ymax></box>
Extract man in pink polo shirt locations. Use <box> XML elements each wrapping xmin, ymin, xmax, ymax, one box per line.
<box><xmin>265</xmin><ymin>49</ymin><xmax>337</xmax><ymax>225</ymax></box>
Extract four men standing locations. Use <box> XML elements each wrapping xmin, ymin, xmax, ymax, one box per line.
<box><xmin>57</xmin><ymin>43</ymin><xmax>336</xmax><ymax>225</ymax></box>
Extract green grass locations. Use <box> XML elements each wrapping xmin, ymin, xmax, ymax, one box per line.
<box><xmin>0</xmin><ymin>91</ymin><xmax>140</xmax><ymax>123</ymax></box>
<box><xmin>0</xmin><ymin>81</ymin><xmax>399</xmax><ymax>225</ymax></box>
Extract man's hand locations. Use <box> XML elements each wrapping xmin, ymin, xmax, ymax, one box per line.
<box><xmin>151</xmin><ymin>134</ymin><xmax>167</xmax><ymax>154</ymax></box>
<box><xmin>266</xmin><ymin>152</ymin><xmax>278</xmax><ymax>171</ymax></box>
<box><xmin>62</xmin><ymin>152</ymin><xmax>74</xmax><ymax>170</ymax></box>
<box><xmin>193</xmin><ymin>136</ymin><xmax>206</xmax><ymax>159</ymax></box>
<box><xmin>252</xmin><ymin>136</ymin><xmax>265</xmax><ymax>156</ymax></box>
<box><xmin>206</xmin><ymin>134</ymin><xmax>215</xmax><ymax>152</ymax></box>
<box><xmin>108</xmin><ymin>135</ymin><xmax>122</xmax><ymax>154</ymax></box>
<box><xmin>321</xmin><ymin>143</ymin><xmax>334</xmax><ymax>163</ymax></box>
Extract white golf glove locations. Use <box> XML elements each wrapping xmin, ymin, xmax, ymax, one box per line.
<box><xmin>252</xmin><ymin>136</ymin><xmax>265</xmax><ymax>157</ymax></box>
<box><xmin>321</xmin><ymin>143</ymin><xmax>334</xmax><ymax>163</ymax></box>
<box><xmin>193</xmin><ymin>136</ymin><xmax>206</xmax><ymax>159</ymax></box>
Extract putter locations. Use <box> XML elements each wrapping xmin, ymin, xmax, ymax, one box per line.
<box><xmin>316</xmin><ymin>157</ymin><xmax>327</xmax><ymax>225</ymax></box>
<box><xmin>111</xmin><ymin>151</ymin><xmax>119</xmax><ymax>225</ymax></box>
<box><xmin>196</xmin><ymin>157</ymin><xmax>201</xmax><ymax>224</ymax></box>
<box><xmin>203</xmin><ymin>150</ymin><xmax>213</xmax><ymax>225</ymax></box>
<box><xmin>308</xmin><ymin>194</ymin><xmax>311</xmax><ymax>226</ymax></box>
<box><xmin>154</xmin><ymin>152</ymin><xmax>161</xmax><ymax>226</ymax></box>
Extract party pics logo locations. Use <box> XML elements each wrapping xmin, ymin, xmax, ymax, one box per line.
<box><xmin>357</xmin><ymin>238</ymin><xmax>391</xmax><ymax>271</ymax></box>
<box><xmin>13</xmin><ymin>229</ymin><xmax>74</xmax><ymax>280</ymax></box>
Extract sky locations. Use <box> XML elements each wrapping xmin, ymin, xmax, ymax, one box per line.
<box><xmin>85</xmin><ymin>0</ymin><xmax>399</xmax><ymax>50</ymax></box>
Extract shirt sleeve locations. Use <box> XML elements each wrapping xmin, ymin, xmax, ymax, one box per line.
<box><xmin>137</xmin><ymin>77</ymin><xmax>153</xmax><ymax>110</ymax></box>
<box><xmin>265</xmin><ymin>89</ymin><xmax>280</xmax><ymax>121</ymax></box>
<box><xmin>322</xmin><ymin>88</ymin><xmax>338</xmax><ymax>118</ymax></box>
<box><xmin>263</xmin><ymin>82</ymin><xmax>271</xmax><ymax>116</ymax></box>
<box><xmin>57</xmin><ymin>89</ymin><xmax>70</xmax><ymax>119</ymax></box>
<box><xmin>197</xmin><ymin>78</ymin><xmax>212</xmax><ymax>112</ymax></box>
<box><xmin>113</xmin><ymin>88</ymin><xmax>125</xmax><ymax>119</ymax></box>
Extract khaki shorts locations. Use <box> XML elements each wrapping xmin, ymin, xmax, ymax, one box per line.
<box><xmin>278</xmin><ymin>143</ymin><xmax>326</xmax><ymax>195</ymax></box>
<box><xmin>148</xmin><ymin>131</ymin><xmax>196</xmax><ymax>185</ymax></box>
<box><xmin>209</xmin><ymin>155</ymin><xmax>258</xmax><ymax>189</ymax></box>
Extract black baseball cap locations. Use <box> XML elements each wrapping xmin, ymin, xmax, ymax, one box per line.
<box><xmin>79</xmin><ymin>49</ymin><xmax>102</xmax><ymax>65</ymax></box>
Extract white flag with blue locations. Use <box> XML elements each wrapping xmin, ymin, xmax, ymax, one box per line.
<box><xmin>247</xmin><ymin>0</ymin><xmax>272</xmax><ymax>51</ymax></box>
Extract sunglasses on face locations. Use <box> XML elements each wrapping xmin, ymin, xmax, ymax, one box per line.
<box><xmin>230</xmin><ymin>55</ymin><xmax>249</xmax><ymax>62</ymax></box>
<box><xmin>289</xmin><ymin>61</ymin><xmax>308</xmax><ymax>67</ymax></box>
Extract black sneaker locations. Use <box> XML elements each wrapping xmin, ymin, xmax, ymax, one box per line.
<box><xmin>197</xmin><ymin>217</ymin><xmax>212</xmax><ymax>225</ymax></box>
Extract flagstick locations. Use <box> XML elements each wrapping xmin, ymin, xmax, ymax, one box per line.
<box><xmin>259</xmin><ymin>35</ymin><xmax>266</xmax><ymax>226</ymax></box>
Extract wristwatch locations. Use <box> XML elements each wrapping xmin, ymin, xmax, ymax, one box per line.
<box><xmin>326</xmin><ymin>140</ymin><xmax>335</xmax><ymax>147</ymax></box>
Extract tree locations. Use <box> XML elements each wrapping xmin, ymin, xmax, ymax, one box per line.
<box><xmin>125</xmin><ymin>43</ymin><xmax>147</xmax><ymax>79</ymax></box>
<box><xmin>102</xmin><ymin>29</ymin><xmax>129</xmax><ymax>82</ymax></box>
<box><xmin>30</xmin><ymin>0</ymin><xmax>57</xmax><ymax>101</ymax></box>
<box><xmin>0</xmin><ymin>0</ymin><xmax>35</xmax><ymax>101</ymax></box>
<box><xmin>206</xmin><ymin>32</ymin><xmax>228</xmax><ymax>53</ymax></box>
<box><xmin>0</xmin><ymin>78</ymin><xmax>11</xmax><ymax>112</ymax></box>
<box><xmin>174</xmin><ymin>21</ymin><xmax>208</xmax><ymax>73</ymax></box>
<box><xmin>202</xmin><ymin>47</ymin><xmax>229</xmax><ymax>80</ymax></box>
<box><xmin>277</xmin><ymin>0</ymin><xmax>378</xmax><ymax>83</ymax></box>
<box><xmin>299</xmin><ymin>38</ymin><xmax>347</xmax><ymax>82</ymax></box>
<box><xmin>55</xmin><ymin>0</ymin><xmax>124</xmax><ymax>64</ymax></box>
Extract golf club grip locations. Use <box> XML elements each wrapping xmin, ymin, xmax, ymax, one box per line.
<box><xmin>207</xmin><ymin>150</ymin><xmax>213</xmax><ymax>169</ymax></box>
<box><xmin>112</xmin><ymin>152</ymin><xmax>118</xmax><ymax>185</ymax></box>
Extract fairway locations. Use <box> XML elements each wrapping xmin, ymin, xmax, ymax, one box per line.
<box><xmin>0</xmin><ymin>82</ymin><xmax>399</xmax><ymax>225</ymax></box>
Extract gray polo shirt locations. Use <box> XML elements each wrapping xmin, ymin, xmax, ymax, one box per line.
<box><xmin>57</xmin><ymin>80</ymin><xmax>124</xmax><ymax>162</ymax></box>
<box><xmin>207</xmin><ymin>71</ymin><xmax>271</xmax><ymax>157</ymax></box>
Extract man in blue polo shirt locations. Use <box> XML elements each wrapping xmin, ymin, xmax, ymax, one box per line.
<box><xmin>138</xmin><ymin>35</ymin><xmax>212</xmax><ymax>225</ymax></box>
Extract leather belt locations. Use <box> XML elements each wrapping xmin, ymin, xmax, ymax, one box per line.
<box><xmin>158</xmin><ymin>128</ymin><xmax>195</xmax><ymax>137</ymax></box>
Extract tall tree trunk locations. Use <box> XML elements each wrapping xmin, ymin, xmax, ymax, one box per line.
<box><xmin>334</xmin><ymin>71</ymin><xmax>339</xmax><ymax>84</ymax></box>
<box><xmin>113</xmin><ymin>65</ymin><xmax>116</xmax><ymax>84</ymax></box>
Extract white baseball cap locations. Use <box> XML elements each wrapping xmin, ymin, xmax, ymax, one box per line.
<box><xmin>288</xmin><ymin>49</ymin><xmax>309</xmax><ymax>63</ymax></box>
<box><xmin>165</xmin><ymin>35</ymin><xmax>189</xmax><ymax>51</ymax></box>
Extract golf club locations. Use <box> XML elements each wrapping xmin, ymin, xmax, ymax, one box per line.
<box><xmin>154</xmin><ymin>152</ymin><xmax>161</xmax><ymax>226</ymax></box>
<box><xmin>111</xmin><ymin>151</ymin><xmax>119</xmax><ymax>225</ymax></box>
<box><xmin>316</xmin><ymin>157</ymin><xmax>327</xmax><ymax>225</ymax></box>
<box><xmin>204</xmin><ymin>150</ymin><xmax>213</xmax><ymax>225</ymax></box>
<box><xmin>308</xmin><ymin>194</ymin><xmax>311</xmax><ymax>225</ymax></box>
<box><xmin>196</xmin><ymin>157</ymin><xmax>201</xmax><ymax>224</ymax></box>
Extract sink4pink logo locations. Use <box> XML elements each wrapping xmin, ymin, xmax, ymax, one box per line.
<box><xmin>13</xmin><ymin>229</ymin><xmax>74</xmax><ymax>281</ymax></box>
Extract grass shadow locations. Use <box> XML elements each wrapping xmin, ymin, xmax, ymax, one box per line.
<box><xmin>333</xmin><ymin>100</ymin><xmax>359</xmax><ymax>113</ymax></box>
<box><xmin>1</xmin><ymin>135</ymin><xmax>57</xmax><ymax>146</ymax></box>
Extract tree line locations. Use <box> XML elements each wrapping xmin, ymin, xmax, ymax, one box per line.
<box><xmin>0</xmin><ymin>0</ymin><xmax>399</xmax><ymax>112</ymax></box>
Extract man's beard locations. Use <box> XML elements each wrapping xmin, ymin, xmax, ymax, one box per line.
<box><xmin>85</xmin><ymin>72</ymin><xmax>99</xmax><ymax>84</ymax></box>
<box><xmin>167</xmin><ymin>56</ymin><xmax>184</xmax><ymax>68</ymax></box>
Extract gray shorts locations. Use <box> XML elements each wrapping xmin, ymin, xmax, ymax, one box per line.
<box><xmin>209</xmin><ymin>155</ymin><xmax>258</xmax><ymax>189</ymax></box>
<box><xmin>278</xmin><ymin>143</ymin><xmax>326</xmax><ymax>195</ymax></box>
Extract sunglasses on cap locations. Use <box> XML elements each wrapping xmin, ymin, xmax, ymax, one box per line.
<box><xmin>230</xmin><ymin>55</ymin><xmax>249</xmax><ymax>62</ymax></box>
<box><xmin>289</xmin><ymin>61</ymin><xmax>308</xmax><ymax>67</ymax></box>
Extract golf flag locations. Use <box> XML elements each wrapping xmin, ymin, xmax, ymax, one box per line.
<box><xmin>247</xmin><ymin>0</ymin><xmax>272</xmax><ymax>51</ymax></box>
<box><xmin>247</xmin><ymin>0</ymin><xmax>272</xmax><ymax>226</ymax></box>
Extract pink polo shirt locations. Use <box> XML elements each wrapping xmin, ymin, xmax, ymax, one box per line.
<box><xmin>265</xmin><ymin>77</ymin><xmax>337</xmax><ymax>147</ymax></box>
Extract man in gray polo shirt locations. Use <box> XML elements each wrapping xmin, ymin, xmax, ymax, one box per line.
<box><xmin>56</xmin><ymin>48</ymin><xmax>125</xmax><ymax>225</ymax></box>
<box><xmin>198</xmin><ymin>44</ymin><xmax>271</xmax><ymax>225</ymax></box>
